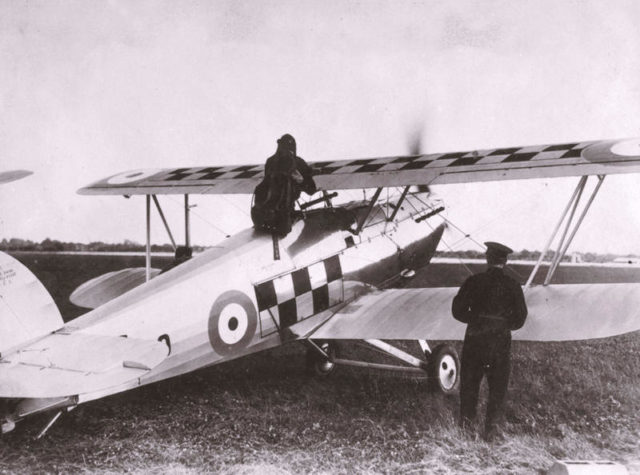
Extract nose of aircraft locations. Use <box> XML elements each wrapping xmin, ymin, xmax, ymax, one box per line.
<box><xmin>398</xmin><ymin>223</ymin><xmax>446</xmax><ymax>272</ymax></box>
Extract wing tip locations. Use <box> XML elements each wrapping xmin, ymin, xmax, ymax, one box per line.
<box><xmin>0</xmin><ymin>170</ymin><xmax>33</xmax><ymax>185</ymax></box>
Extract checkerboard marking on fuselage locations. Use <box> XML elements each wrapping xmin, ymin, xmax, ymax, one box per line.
<box><xmin>254</xmin><ymin>255</ymin><xmax>343</xmax><ymax>337</ymax></box>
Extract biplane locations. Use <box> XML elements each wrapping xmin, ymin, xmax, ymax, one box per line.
<box><xmin>1</xmin><ymin>138</ymin><xmax>640</xmax><ymax>437</ymax></box>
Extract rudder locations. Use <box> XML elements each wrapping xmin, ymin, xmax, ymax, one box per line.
<box><xmin>0</xmin><ymin>252</ymin><xmax>63</xmax><ymax>354</ymax></box>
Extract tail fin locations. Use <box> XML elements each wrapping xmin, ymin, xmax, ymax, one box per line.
<box><xmin>0</xmin><ymin>252</ymin><xmax>63</xmax><ymax>354</ymax></box>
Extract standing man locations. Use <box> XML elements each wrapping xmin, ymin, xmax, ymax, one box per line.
<box><xmin>451</xmin><ymin>242</ymin><xmax>527</xmax><ymax>441</ymax></box>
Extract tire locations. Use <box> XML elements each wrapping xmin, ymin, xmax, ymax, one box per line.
<box><xmin>305</xmin><ymin>341</ymin><xmax>336</xmax><ymax>377</ymax></box>
<box><xmin>426</xmin><ymin>344</ymin><xmax>460</xmax><ymax>394</ymax></box>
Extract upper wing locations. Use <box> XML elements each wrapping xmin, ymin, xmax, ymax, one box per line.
<box><xmin>310</xmin><ymin>283</ymin><xmax>640</xmax><ymax>341</ymax></box>
<box><xmin>78</xmin><ymin>138</ymin><xmax>640</xmax><ymax>196</ymax></box>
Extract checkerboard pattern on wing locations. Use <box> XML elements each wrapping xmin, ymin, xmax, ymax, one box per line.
<box><xmin>311</xmin><ymin>142</ymin><xmax>592</xmax><ymax>175</ymax></box>
<box><xmin>102</xmin><ymin>142</ymin><xmax>593</xmax><ymax>190</ymax></box>
<box><xmin>150</xmin><ymin>165</ymin><xmax>266</xmax><ymax>182</ymax></box>
<box><xmin>254</xmin><ymin>255</ymin><xmax>343</xmax><ymax>337</ymax></box>
<box><xmin>116</xmin><ymin>142</ymin><xmax>592</xmax><ymax>185</ymax></box>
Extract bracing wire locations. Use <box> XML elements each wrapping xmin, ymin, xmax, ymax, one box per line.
<box><xmin>399</xmin><ymin>191</ymin><xmax>477</xmax><ymax>277</ymax></box>
<box><xmin>409</xmin><ymin>190</ymin><xmax>524</xmax><ymax>280</ymax></box>
<box><xmin>219</xmin><ymin>195</ymin><xmax>251</xmax><ymax>218</ymax></box>
<box><xmin>162</xmin><ymin>194</ymin><xmax>231</xmax><ymax>239</ymax></box>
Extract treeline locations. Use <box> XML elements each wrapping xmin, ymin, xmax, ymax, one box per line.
<box><xmin>1</xmin><ymin>238</ymin><xmax>632</xmax><ymax>262</ymax></box>
<box><xmin>435</xmin><ymin>249</ymin><xmax>628</xmax><ymax>263</ymax></box>
<box><xmin>0</xmin><ymin>238</ymin><xmax>207</xmax><ymax>253</ymax></box>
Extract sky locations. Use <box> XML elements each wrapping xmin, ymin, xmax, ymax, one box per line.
<box><xmin>1</xmin><ymin>0</ymin><xmax>640</xmax><ymax>254</ymax></box>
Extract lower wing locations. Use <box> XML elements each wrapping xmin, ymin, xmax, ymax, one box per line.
<box><xmin>310</xmin><ymin>283</ymin><xmax>640</xmax><ymax>341</ymax></box>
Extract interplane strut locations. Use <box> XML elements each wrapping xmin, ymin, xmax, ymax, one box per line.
<box><xmin>524</xmin><ymin>175</ymin><xmax>606</xmax><ymax>289</ymax></box>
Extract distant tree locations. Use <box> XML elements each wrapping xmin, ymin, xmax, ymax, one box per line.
<box><xmin>40</xmin><ymin>238</ymin><xmax>64</xmax><ymax>252</ymax></box>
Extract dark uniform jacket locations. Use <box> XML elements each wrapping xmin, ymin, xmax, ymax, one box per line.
<box><xmin>452</xmin><ymin>267</ymin><xmax>527</xmax><ymax>339</ymax></box>
<box><xmin>251</xmin><ymin>153</ymin><xmax>316</xmax><ymax>235</ymax></box>
<box><xmin>263</xmin><ymin>154</ymin><xmax>316</xmax><ymax>198</ymax></box>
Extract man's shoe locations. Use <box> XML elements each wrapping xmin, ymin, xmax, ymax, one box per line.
<box><xmin>459</xmin><ymin>418</ymin><xmax>477</xmax><ymax>439</ymax></box>
<box><xmin>483</xmin><ymin>427</ymin><xmax>505</xmax><ymax>443</ymax></box>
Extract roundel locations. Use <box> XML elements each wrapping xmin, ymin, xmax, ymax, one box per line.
<box><xmin>208</xmin><ymin>290</ymin><xmax>258</xmax><ymax>356</ymax></box>
<box><xmin>107</xmin><ymin>169</ymin><xmax>163</xmax><ymax>185</ymax></box>
<box><xmin>583</xmin><ymin>139</ymin><xmax>640</xmax><ymax>167</ymax></box>
<box><xmin>611</xmin><ymin>138</ymin><xmax>640</xmax><ymax>158</ymax></box>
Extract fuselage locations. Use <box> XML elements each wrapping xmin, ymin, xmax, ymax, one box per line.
<box><xmin>7</xmin><ymin>196</ymin><xmax>445</xmax><ymax>423</ymax></box>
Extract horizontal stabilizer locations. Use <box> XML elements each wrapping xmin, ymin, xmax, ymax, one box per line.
<box><xmin>312</xmin><ymin>283</ymin><xmax>640</xmax><ymax>341</ymax></box>
<box><xmin>70</xmin><ymin>267</ymin><xmax>161</xmax><ymax>309</ymax></box>
<box><xmin>0</xmin><ymin>252</ymin><xmax>63</xmax><ymax>354</ymax></box>
<box><xmin>0</xmin><ymin>332</ymin><xmax>168</xmax><ymax>398</ymax></box>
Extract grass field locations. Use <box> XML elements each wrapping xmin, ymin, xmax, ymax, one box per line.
<box><xmin>2</xmin><ymin>253</ymin><xmax>640</xmax><ymax>474</ymax></box>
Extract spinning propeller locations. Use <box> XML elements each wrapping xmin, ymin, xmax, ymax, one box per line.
<box><xmin>407</xmin><ymin>125</ymin><xmax>431</xmax><ymax>195</ymax></box>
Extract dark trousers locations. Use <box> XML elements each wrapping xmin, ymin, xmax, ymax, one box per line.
<box><xmin>459</xmin><ymin>332</ymin><xmax>511</xmax><ymax>434</ymax></box>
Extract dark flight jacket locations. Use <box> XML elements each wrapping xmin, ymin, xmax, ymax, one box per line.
<box><xmin>452</xmin><ymin>267</ymin><xmax>527</xmax><ymax>341</ymax></box>
<box><xmin>251</xmin><ymin>153</ymin><xmax>316</xmax><ymax>235</ymax></box>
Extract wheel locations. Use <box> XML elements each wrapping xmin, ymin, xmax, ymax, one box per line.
<box><xmin>305</xmin><ymin>341</ymin><xmax>336</xmax><ymax>377</ymax></box>
<box><xmin>426</xmin><ymin>344</ymin><xmax>460</xmax><ymax>394</ymax></box>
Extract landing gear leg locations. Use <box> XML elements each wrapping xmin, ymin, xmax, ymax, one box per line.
<box><xmin>305</xmin><ymin>340</ymin><xmax>336</xmax><ymax>377</ymax></box>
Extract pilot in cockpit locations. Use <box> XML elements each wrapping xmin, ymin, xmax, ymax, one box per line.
<box><xmin>251</xmin><ymin>134</ymin><xmax>316</xmax><ymax>236</ymax></box>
